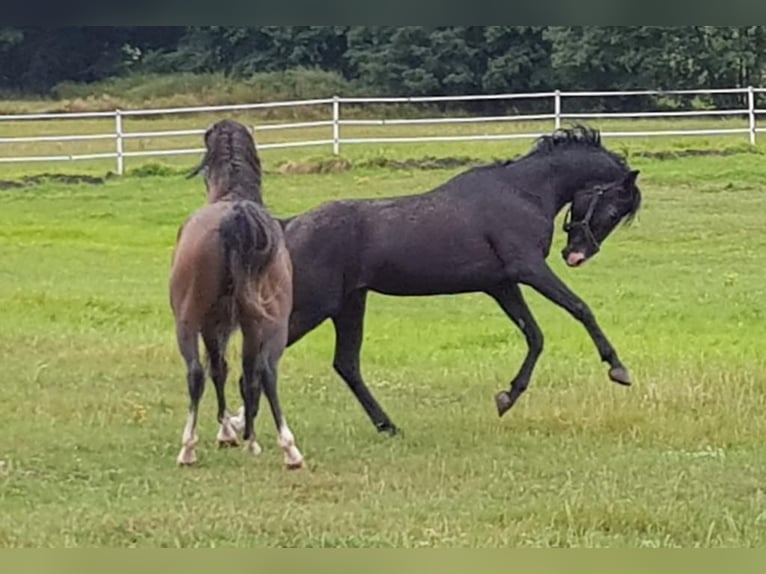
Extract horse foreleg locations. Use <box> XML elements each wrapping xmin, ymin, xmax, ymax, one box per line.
<box><xmin>519</xmin><ymin>262</ymin><xmax>631</xmax><ymax>386</ymax></box>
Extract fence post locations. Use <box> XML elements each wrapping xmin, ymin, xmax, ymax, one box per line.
<box><xmin>114</xmin><ymin>109</ymin><xmax>124</xmax><ymax>175</ymax></box>
<box><xmin>332</xmin><ymin>95</ymin><xmax>340</xmax><ymax>155</ymax></box>
<box><xmin>554</xmin><ymin>89</ymin><xmax>562</xmax><ymax>130</ymax></box>
<box><xmin>747</xmin><ymin>85</ymin><xmax>757</xmax><ymax>145</ymax></box>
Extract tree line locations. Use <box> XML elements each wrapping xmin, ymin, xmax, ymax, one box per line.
<box><xmin>2</xmin><ymin>27</ymin><xmax>765</xmax><ymax>107</ymax></box>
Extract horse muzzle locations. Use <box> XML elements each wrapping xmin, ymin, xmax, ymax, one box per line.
<box><xmin>561</xmin><ymin>240</ymin><xmax>599</xmax><ymax>267</ymax></box>
<box><xmin>564</xmin><ymin>250</ymin><xmax>587</xmax><ymax>267</ymax></box>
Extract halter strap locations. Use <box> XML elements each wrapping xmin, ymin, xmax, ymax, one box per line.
<box><xmin>563</xmin><ymin>186</ymin><xmax>605</xmax><ymax>254</ymax></box>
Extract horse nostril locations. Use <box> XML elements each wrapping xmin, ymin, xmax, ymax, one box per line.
<box><xmin>565</xmin><ymin>251</ymin><xmax>587</xmax><ymax>267</ymax></box>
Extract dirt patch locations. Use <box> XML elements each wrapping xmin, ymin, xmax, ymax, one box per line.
<box><xmin>359</xmin><ymin>155</ymin><xmax>488</xmax><ymax>170</ymax></box>
<box><xmin>272</xmin><ymin>155</ymin><xmax>487</xmax><ymax>175</ymax></box>
<box><xmin>0</xmin><ymin>172</ymin><xmax>114</xmax><ymax>190</ymax></box>
<box><xmin>631</xmin><ymin>147</ymin><xmax>762</xmax><ymax>161</ymax></box>
<box><xmin>272</xmin><ymin>157</ymin><xmax>353</xmax><ymax>175</ymax></box>
<box><xmin>1</xmin><ymin>147</ymin><xmax>760</xmax><ymax>189</ymax></box>
<box><xmin>270</xmin><ymin>148</ymin><xmax>760</xmax><ymax>176</ymax></box>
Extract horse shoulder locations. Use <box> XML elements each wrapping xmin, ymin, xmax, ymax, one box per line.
<box><xmin>481</xmin><ymin>198</ymin><xmax>555</xmax><ymax>278</ymax></box>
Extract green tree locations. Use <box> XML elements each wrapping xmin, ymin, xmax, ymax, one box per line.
<box><xmin>481</xmin><ymin>26</ymin><xmax>553</xmax><ymax>94</ymax></box>
<box><xmin>346</xmin><ymin>27</ymin><xmax>486</xmax><ymax>96</ymax></box>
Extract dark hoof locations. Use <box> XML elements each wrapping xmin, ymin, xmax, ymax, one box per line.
<box><xmin>495</xmin><ymin>391</ymin><xmax>515</xmax><ymax>417</ymax></box>
<box><xmin>218</xmin><ymin>439</ymin><xmax>239</xmax><ymax>449</ymax></box>
<box><xmin>609</xmin><ymin>366</ymin><xmax>632</xmax><ymax>386</ymax></box>
<box><xmin>377</xmin><ymin>422</ymin><xmax>401</xmax><ymax>437</ymax></box>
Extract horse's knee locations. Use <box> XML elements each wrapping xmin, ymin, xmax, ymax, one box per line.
<box><xmin>571</xmin><ymin>301</ymin><xmax>592</xmax><ymax>323</ymax></box>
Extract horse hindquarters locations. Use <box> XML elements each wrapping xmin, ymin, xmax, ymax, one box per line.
<box><xmin>170</xmin><ymin>216</ymin><xmax>226</xmax><ymax>465</ymax></box>
<box><xmin>219</xmin><ymin>204</ymin><xmax>304</xmax><ymax>469</ymax></box>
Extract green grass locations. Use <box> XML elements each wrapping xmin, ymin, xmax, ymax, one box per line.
<box><xmin>1</xmin><ymin>147</ymin><xmax>765</xmax><ymax>547</ymax></box>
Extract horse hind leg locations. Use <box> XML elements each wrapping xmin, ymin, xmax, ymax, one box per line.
<box><xmin>488</xmin><ymin>283</ymin><xmax>545</xmax><ymax>417</ymax></box>
<box><xmin>332</xmin><ymin>290</ymin><xmax>398</xmax><ymax>435</ymax></box>
<box><xmin>239</xmin><ymin>331</ymin><xmax>264</xmax><ymax>458</ymax></box>
<box><xmin>258</xmin><ymin>328</ymin><xmax>304</xmax><ymax>470</ymax></box>
<box><xmin>202</xmin><ymin>327</ymin><xmax>238</xmax><ymax>448</ymax></box>
<box><xmin>176</xmin><ymin>322</ymin><xmax>205</xmax><ymax>466</ymax></box>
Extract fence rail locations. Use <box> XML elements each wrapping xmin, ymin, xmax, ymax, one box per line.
<box><xmin>1</xmin><ymin>87</ymin><xmax>764</xmax><ymax>174</ymax></box>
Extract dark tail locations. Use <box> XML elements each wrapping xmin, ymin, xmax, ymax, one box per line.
<box><xmin>219</xmin><ymin>201</ymin><xmax>282</xmax><ymax>319</ymax></box>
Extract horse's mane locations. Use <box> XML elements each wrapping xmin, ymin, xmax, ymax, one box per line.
<box><xmin>189</xmin><ymin>119</ymin><xmax>264</xmax><ymax>204</ymax></box>
<box><xmin>525</xmin><ymin>124</ymin><xmax>628</xmax><ymax>167</ymax></box>
<box><xmin>494</xmin><ymin>125</ymin><xmax>628</xmax><ymax>170</ymax></box>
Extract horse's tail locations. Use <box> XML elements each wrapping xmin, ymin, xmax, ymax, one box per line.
<box><xmin>219</xmin><ymin>201</ymin><xmax>282</xmax><ymax>321</ymax></box>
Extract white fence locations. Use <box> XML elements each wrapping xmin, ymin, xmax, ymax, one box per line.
<box><xmin>1</xmin><ymin>87</ymin><xmax>765</xmax><ymax>175</ymax></box>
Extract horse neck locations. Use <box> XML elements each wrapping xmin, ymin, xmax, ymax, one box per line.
<box><xmin>518</xmin><ymin>150</ymin><xmax>625</xmax><ymax>217</ymax></box>
<box><xmin>206</xmin><ymin>172</ymin><xmax>263</xmax><ymax>204</ymax></box>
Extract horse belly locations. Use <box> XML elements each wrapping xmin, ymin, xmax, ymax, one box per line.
<box><xmin>366</xmin><ymin>248</ymin><xmax>501</xmax><ymax>296</ymax></box>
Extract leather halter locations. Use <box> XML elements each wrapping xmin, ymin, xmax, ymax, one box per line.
<box><xmin>563</xmin><ymin>186</ymin><xmax>605</xmax><ymax>255</ymax></box>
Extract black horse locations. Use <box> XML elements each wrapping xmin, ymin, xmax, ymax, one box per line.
<box><xmin>281</xmin><ymin>126</ymin><xmax>642</xmax><ymax>435</ymax></box>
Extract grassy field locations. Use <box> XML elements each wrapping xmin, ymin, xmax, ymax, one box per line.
<box><xmin>1</xmin><ymin>134</ymin><xmax>765</xmax><ymax>547</ymax></box>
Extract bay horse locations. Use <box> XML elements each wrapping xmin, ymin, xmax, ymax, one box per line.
<box><xmin>169</xmin><ymin>119</ymin><xmax>304</xmax><ymax>468</ymax></box>
<box><xmin>278</xmin><ymin>126</ymin><xmax>642</xmax><ymax>435</ymax></box>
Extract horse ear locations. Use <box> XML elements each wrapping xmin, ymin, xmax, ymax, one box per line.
<box><xmin>623</xmin><ymin>170</ymin><xmax>640</xmax><ymax>186</ymax></box>
<box><xmin>186</xmin><ymin>161</ymin><xmax>204</xmax><ymax>179</ymax></box>
<box><xmin>203</xmin><ymin>122</ymin><xmax>220</xmax><ymax>147</ymax></box>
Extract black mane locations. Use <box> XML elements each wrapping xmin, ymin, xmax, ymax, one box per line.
<box><xmin>492</xmin><ymin>125</ymin><xmax>628</xmax><ymax>173</ymax></box>
<box><xmin>525</xmin><ymin>124</ymin><xmax>628</xmax><ymax>168</ymax></box>
<box><xmin>624</xmin><ymin>181</ymin><xmax>642</xmax><ymax>226</ymax></box>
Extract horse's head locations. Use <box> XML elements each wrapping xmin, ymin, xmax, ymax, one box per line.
<box><xmin>187</xmin><ymin>119</ymin><xmax>263</xmax><ymax>204</ymax></box>
<box><xmin>561</xmin><ymin>170</ymin><xmax>642</xmax><ymax>267</ymax></box>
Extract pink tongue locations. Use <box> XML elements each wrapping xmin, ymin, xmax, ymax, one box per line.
<box><xmin>567</xmin><ymin>252</ymin><xmax>586</xmax><ymax>266</ymax></box>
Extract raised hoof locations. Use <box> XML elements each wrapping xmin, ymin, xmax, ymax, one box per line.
<box><xmin>495</xmin><ymin>391</ymin><xmax>515</xmax><ymax>417</ymax></box>
<box><xmin>609</xmin><ymin>366</ymin><xmax>632</xmax><ymax>386</ymax></box>
<box><xmin>285</xmin><ymin>459</ymin><xmax>305</xmax><ymax>471</ymax></box>
<box><xmin>377</xmin><ymin>422</ymin><xmax>401</xmax><ymax>437</ymax></box>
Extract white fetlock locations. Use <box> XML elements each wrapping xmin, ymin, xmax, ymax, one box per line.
<box><xmin>229</xmin><ymin>407</ymin><xmax>245</xmax><ymax>435</ymax></box>
<box><xmin>216</xmin><ymin>420</ymin><xmax>239</xmax><ymax>447</ymax></box>
<box><xmin>277</xmin><ymin>425</ymin><xmax>304</xmax><ymax>470</ymax></box>
<box><xmin>245</xmin><ymin>438</ymin><xmax>262</xmax><ymax>457</ymax></box>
